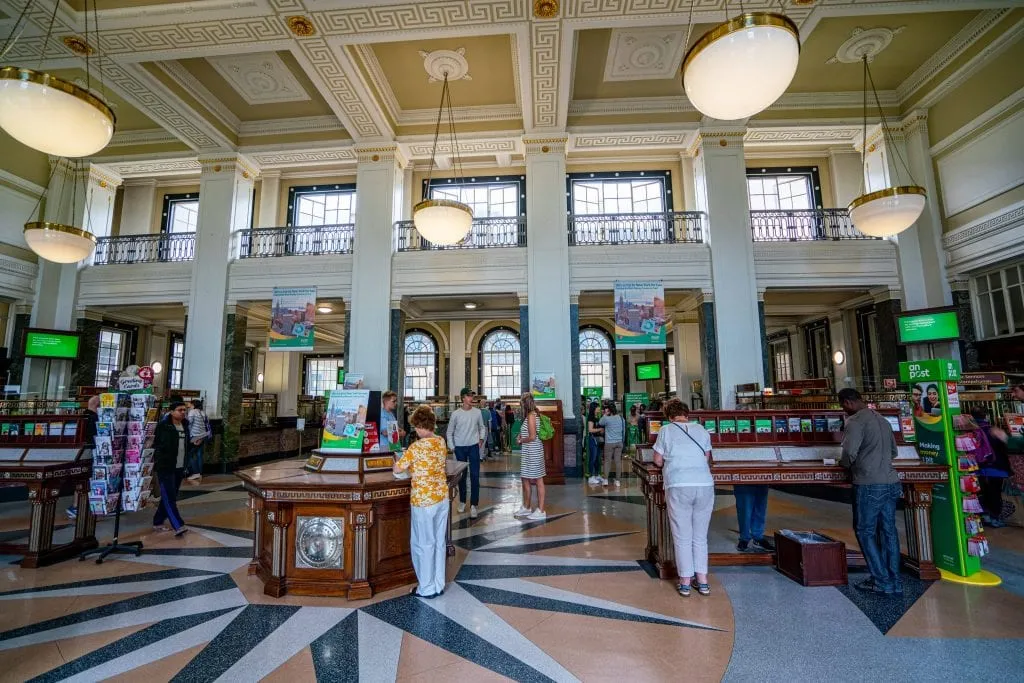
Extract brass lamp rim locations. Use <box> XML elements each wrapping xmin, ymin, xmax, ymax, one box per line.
<box><xmin>682</xmin><ymin>12</ymin><xmax>800</xmax><ymax>76</ymax></box>
<box><xmin>847</xmin><ymin>186</ymin><xmax>927</xmax><ymax>213</ymax></box>
<box><xmin>0</xmin><ymin>66</ymin><xmax>117</xmax><ymax>128</ymax></box>
<box><xmin>413</xmin><ymin>198</ymin><xmax>474</xmax><ymax>218</ymax></box>
<box><xmin>23</xmin><ymin>221</ymin><xmax>97</xmax><ymax>244</ymax></box>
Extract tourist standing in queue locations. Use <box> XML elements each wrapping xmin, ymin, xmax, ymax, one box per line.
<box><xmin>446</xmin><ymin>388</ymin><xmax>487</xmax><ymax>518</ymax></box>
<box><xmin>503</xmin><ymin>402</ymin><xmax>516</xmax><ymax>451</ymax></box>
<box><xmin>599</xmin><ymin>403</ymin><xmax>627</xmax><ymax>487</ymax></box>
<box><xmin>490</xmin><ymin>400</ymin><xmax>505</xmax><ymax>457</ymax></box>
<box><xmin>394</xmin><ymin>405</ymin><xmax>449</xmax><ymax>598</ymax></box>
<box><xmin>479</xmin><ymin>399</ymin><xmax>494</xmax><ymax>461</ymax></box>
<box><xmin>586</xmin><ymin>402</ymin><xmax>605</xmax><ymax>485</ymax></box>
<box><xmin>838</xmin><ymin>388</ymin><xmax>902</xmax><ymax>595</ymax></box>
<box><xmin>653</xmin><ymin>399</ymin><xmax>714</xmax><ymax>597</ymax></box>
<box><xmin>186</xmin><ymin>399</ymin><xmax>211</xmax><ymax>484</ymax></box>
<box><xmin>514</xmin><ymin>392</ymin><xmax>547</xmax><ymax>520</ymax></box>
<box><xmin>153</xmin><ymin>401</ymin><xmax>191</xmax><ymax>537</ymax></box>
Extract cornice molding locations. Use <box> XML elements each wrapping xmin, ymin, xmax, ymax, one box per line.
<box><xmin>108</xmin><ymin>128</ymin><xmax>180</xmax><ymax>147</ymax></box>
<box><xmin>568</xmin><ymin>90</ymin><xmax>900</xmax><ymax>117</ymax></box>
<box><xmin>0</xmin><ymin>253</ymin><xmax>39</xmax><ymax>279</ymax></box>
<box><xmin>0</xmin><ymin>169</ymin><xmax>46</xmax><ymax>197</ymax></box>
<box><xmin>237</xmin><ymin>115</ymin><xmax>347</xmax><ymax>137</ymax></box>
<box><xmin>943</xmin><ymin>201</ymin><xmax>1024</xmax><ymax>251</ymax></box>
<box><xmin>930</xmin><ymin>86</ymin><xmax>1024</xmax><ymax>158</ymax></box>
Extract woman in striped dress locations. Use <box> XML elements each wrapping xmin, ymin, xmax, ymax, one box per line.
<box><xmin>514</xmin><ymin>393</ymin><xmax>547</xmax><ymax>521</ymax></box>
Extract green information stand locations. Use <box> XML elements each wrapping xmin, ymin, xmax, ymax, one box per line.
<box><xmin>899</xmin><ymin>359</ymin><xmax>996</xmax><ymax>584</ymax></box>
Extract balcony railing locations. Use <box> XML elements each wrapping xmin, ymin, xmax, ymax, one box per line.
<box><xmin>238</xmin><ymin>224</ymin><xmax>354</xmax><ymax>258</ymax></box>
<box><xmin>750</xmin><ymin>209</ymin><xmax>877</xmax><ymax>241</ymax></box>
<box><xmin>568</xmin><ymin>211</ymin><xmax>705</xmax><ymax>246</ymax></box>
<box><xmin>93</xmin><ymin>232</ymin><xmax>196</xmax><ymax>264</ymax></box>
<box><xmin>394</xmin><ymin>216</ymin><xmax>527</xmax><ymax>251</ymax></box>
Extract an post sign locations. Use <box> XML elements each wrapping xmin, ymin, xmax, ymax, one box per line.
<box><xmin>583</xmin><ymin>387</ymin><xmax>603</xmax><ymax>401</ymax></box>
<box><xmin>896</xmin><ymin>310</ymin><xmax>960</xmax><ymax>345</ymax></box>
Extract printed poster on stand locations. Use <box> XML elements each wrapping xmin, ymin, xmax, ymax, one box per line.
<box><xmin>531</xmin><ymin>372</ymin><xmax>556</xmax><ymax>399</ymax></box>
<box><xmin>614</xmin><ymin>280</ymin><xmax>666</xmax><ymax>349</ymax></box>
<box><xmin>269</xmin><ymin>286</ymin><xmax>317</xmax><ymax>351</ymax></box>
<box><xmin>322</xmin><ymin>389</ymin><xmax>371</xmax><ymax>452</ymax></box>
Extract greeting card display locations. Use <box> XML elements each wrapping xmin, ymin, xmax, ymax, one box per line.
<box><xmin>88</xmin><ymin>392</ymin><xmax>157</xmax><ymax>515</ymax></box>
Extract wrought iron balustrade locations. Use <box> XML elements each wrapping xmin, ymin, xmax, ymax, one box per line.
<box><xmin>92</xmin><ymin>232</ymin><xmax>196</xmax><ymax>264</ymax></box>
<box><xmin>749</xmin><ymin>209</ymin><xmax>877</xmax><ymax>241</ymax></box>
<box><xmin>394</xmin><ymin>216</ymin><xmax>527</xmax><ymax>251</ymax></box>
<box><xmin>568</xmin><ymin>211</ymin><xmax>705</xmax><ymax>245</ymax></box>
<box><xmin>238</xmin><ymin>224</ymin><xmax>355</xmax><ymax>258</ymax></box>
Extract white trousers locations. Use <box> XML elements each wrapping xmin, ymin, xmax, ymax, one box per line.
<box><xmin>666</xmin><ymin>486</ymin><xmax>715</xmax><ymax>579</ymax></box>
<box><xmin>410</xmin><ymin>499</ymin><xmax>449</xmax><ymax>597</ymax></box>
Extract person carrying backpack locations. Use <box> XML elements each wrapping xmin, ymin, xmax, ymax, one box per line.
<box><xmin>514</xmin><ymin>393</ymin><xmax>547</xmax><ymax>520</ymax></box>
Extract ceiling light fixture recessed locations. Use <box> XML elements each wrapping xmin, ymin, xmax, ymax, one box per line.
<box><xmin>463</xmin><ymin>302</ymin><xmax>478</xmax><ymax>310</ymax></box>
<box><xmin>317</xmin><ymin>306</ymin><xmax>333</xmax><ymax>314</ymax></box>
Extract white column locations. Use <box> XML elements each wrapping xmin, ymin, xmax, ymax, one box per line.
<box><xmin>347</xmin><ymin>145</ymin><xmax>405</xmax><ymax>389</ymax></box>
<box><xmin>258</xmin><ymin>170</ymin><xmax>281</xmax><ymax>228</ymax></box>
<box><xmin>264</xmin><ymin>351</ymin><xmax>299</xmax><ymax>416</ymax></box>
<box><xmin>449</xmin><ymin>321</ymin><xmax>466</xmax><ymax>398</ymax></box>
<box><xmin>119</xmin><ymin>178</ymin><xmax>158</xmax><ymax>235</ymax></box>
<box><xmin>401</xmin><ymin>165</ymin><xmax>414</xmax><ymax>221</ymax></box>
<box><xmin>674</xmin><ymin>317</ymin><xmax>702</xmax><ymax>401</ymax></box>
<box><xmin>524</xmin><ymin>137</ymin><xmax>574</xmax><ymax>418</ymax></box>
<box><xmin>183</xmin><ymin>154</ymin><xmax>256</xmax><ymax>417</ymax></box>
<box><xmin>26</xmin><ymin>161</ymin><xmax>120</xmax><ymax>397</ymax></box>
<box><xmin>679</xmin><ymin>153</ymin><xmax>697</xmax><ymax>211</ymax></box>
<box><xmin>827</xmin><ymin>149</ymin><xmax>862</xmax><ymax>209</ymax></box>
<box><xmin>693</xmin><ymin>127</ymin><xmax>764</xmax><ymax>408</ymax></box>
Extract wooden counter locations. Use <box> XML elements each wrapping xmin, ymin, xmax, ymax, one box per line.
<box><xmin>236</xmin><ymin>458</ymin><xmax>467</xmax><ymax>599</ymax></box>
<box><xmin>633</xmin><ymin>458</ymin><xmax>948</xmax><ymax>582</ymax></box>
<box><xmin>0</xmin><ymin>453</ymin><xmax>97</xmax><ymax>568</ymax></box>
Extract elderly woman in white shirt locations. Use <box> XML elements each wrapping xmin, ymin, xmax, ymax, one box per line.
<box><xmin>652</xmin><ymin>398</ymin><xmax>715</xmax><ymax>597</ymax></box>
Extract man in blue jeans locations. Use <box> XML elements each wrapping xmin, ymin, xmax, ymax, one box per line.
<box><xmin>734</xmin><ymin>485</ymin><xmax>774</xmax><ymax>552</ymax></box>
<box><xmin>446</xmin><ymin>388</ymin><xmax>487</xmax><ymax>519</ymax></box>
<box><xmin>839</xmin><ymin>388</ymin><xmax>903</xmax><ymax>595</ymax></box>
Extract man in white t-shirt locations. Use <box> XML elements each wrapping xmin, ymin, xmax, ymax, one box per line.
<box><xmin>446</xmin><ymin>388</ymin><xmax>487</xmax><ymax>518</ymax></box>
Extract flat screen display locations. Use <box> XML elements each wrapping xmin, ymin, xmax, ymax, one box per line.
<box><xmin>897</xmin><ymin>309</ymin><xmax>960</xmax><ymax>344</ymax></box>
<box><xmin>635</xmin><ymin>361</ymin><xmax>663</xmax><ymax>381</ymax></box>
<box><xmin>24</xmin><ymin>329</ymin><xmax>81</xmax><ymax>360</ymax></box>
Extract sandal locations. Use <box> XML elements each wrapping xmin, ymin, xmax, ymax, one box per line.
<box><xmin>696</xmin><ymin>583</ymin><xmax>711</xmax><ymax>596</ymax></box>
<box><xmin>676</xmin><ymin>583</ymin><xmax>691</xmax><ymax>597</ymax></box>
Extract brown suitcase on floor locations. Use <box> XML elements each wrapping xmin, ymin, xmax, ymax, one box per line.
<box><xmin>774</xmin><ymin>530</ymin><xmax>848</xmax><ymax>587</ymax></box>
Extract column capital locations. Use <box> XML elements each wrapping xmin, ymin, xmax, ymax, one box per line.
<box><xmin>522</xmin><ymin>136</ymin><xmax>568</xmax><ymax>158</ymax></box>
<box><xmin>948</xmin><ymin>277</ymin><xmax>971</xmax><ymax>293</ymax></box>
<box><xmin>517</xmin><ymin>292</ymin><xmax>528</xmax><ymax>306</ymax></box>
<box><xmin>693</xmin><ymin>124</ymin><xmax>747</xmax><ymax>153</ymax></box>
<box><xmin>74</xmin><ymin>307</ymin><xmax>103</xmax><ymax>321</ymax></box>
<box><xmin>259</xmin><ymin>169</ymin><xmax>283</xmax><ymax>181</ymax></box>
<box><xmin>900</xmin><ymin>109</ymin><xmax>929</xmax><ymax>137</ymax></box>
<box><xmin>123</xmin><ymin>177</ymin><xmax>159</xmax><ymax>188</ymax></box>
<box><xmin>870</xmin><ymin>286</ymin><xmax>903</xmax><ymax>303</ymax></box>
<box><xmin>354</xmin><ymin>143</ymin><xmax>407</xmax><ymax>169</ymax></box>
<box><xmin>198</xmin><ymin>153</ymin><xmax>260</xmax><ymax>181</ymax></box>
<box><xmin>569</xmin><ymin>291</ymin><xmax>579</xmax><ymax>306</ymax></box>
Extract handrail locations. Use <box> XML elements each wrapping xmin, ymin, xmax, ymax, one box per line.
<box><xmin>568</xmin><ymin>211</ymin><xmax>705</xmax><ymax>245</ymax></box>
<box><xmin>394</xmin><ymin>216</ymin><xmax>526</xmax><ymax>251</ymax></box>
<box><xmin>238</xmin><ymin>224</ymin><xmax>355</xmax><ymax>257</ymax></box>
<box><xmin>749</xmin><ymin>209</ymin><xmax>877</xmax><ymax>241</ymax></box>
<box><xmin>93</xmin><ymin>232</ymin><xmax>196</xmax><ymax>264</ymax></box>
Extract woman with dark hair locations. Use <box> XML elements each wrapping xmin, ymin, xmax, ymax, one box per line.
<box><xmin>923</xmin><ymin>384</ymin><xmax>942</xmax><ymax>415</ymax></box>
<box><xmin>514</xmin><ymin>393</ymin><xmax>546</xmax><ymax>520</ymax></box>
<box><xmin>153</xmin><ymin>401</ymin><xmax>191</xmax><ymax>537</ymax></box>
<box><xmin>586</xmin><ymin>402</ymin><xmax>604</xmax><ymax>485</ymax></box>
<box><xmin>652</xmin><ymin>398</ymin><xmax>714</xmax><ymax>597</ymax></box>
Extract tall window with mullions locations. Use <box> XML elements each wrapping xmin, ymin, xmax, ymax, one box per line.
<box><xmin>168</xmin><ymin>334</ymin><xmax>184</xmax><ymax>391</ymax></box>
<box><xmin>288</xmin><ymin>185</ymin><xmax>357</xmax><ymax>227</ymax></box>
<box><xmin>404</xmin><ymin>331</ymin><xmax>437</xmax><ymax>401</ymax></box>
<box><xmin>480</xmin><ymin>329</ymin><xmax>520</xmax><ymax>400</ymax></box>
<box><xmin>304</xmin><ymin>356</ymin><xmax>344</xmax><ymax>396</ymax></box>
<box><xmin>579</xmin><ymin>328</ymin><xmax>613</xmax><ymax>400</ymax></box>
<box><xmin>423</xmin><ymin>176</ymin><xmax>526</xmax><ymax>247</ymax></box>
<box><xmin>95</xmin><ymin>328</ymin><xmax>126</xmax><ymax>387</ymax></box>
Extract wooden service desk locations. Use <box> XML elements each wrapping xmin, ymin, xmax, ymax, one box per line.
<box><xmin>236</xmin><ymin>457</ymin><xmax>467</xmax><ymax>599</ymax></box>
<box><xmin>0</xmin><ymin>448</ymin><xmax>97</xmax><ymax>568</ymax></box>
<box><xmin>633</xmin><ymin>454</ymin><xmax>948</xmax><ymax>582</ymax></box>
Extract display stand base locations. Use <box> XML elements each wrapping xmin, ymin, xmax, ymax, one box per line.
<box><xmin>938</xmin><ymin>568</ymin><xmax>1002</xmax><ymax>587</ymax></box>
<box><xmin>80</xmin><ymin>540</ymin><xmax>143</xmax><ymax>564</ymax></box>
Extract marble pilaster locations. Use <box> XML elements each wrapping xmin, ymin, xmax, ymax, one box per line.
<box><xmin>698</xmin><ymin>298</ymin><xmax>720</xmax><ymax>409</ymax></box>
<box><xmin>220</xmin><ymin>307</ymin><xmax>248</xmax><ymax>466</ymax></box>
<box><xmin>71</xmin><ymin>313</ymin><xmax>103</xmax><ymax>391</ymax></box>
<box><xmin>951</xmin><ymin>281</ymin><xmax>979</xmax><ymax>371</ymax></box>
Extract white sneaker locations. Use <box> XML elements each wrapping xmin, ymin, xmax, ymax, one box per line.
<box><xmin>600</xmin><ymin>477</ymin><xmax>609</xmax><ymax>485</ymax></box>
<box><xmin>527</xmin><ymin>509</ymin><xmax>547</xmax><ymax>521</ymax></box>
<box><xmin>513</xmin><ymin>506</ymin><xmax>531</xmax><ymax>517</ymax></box>
<box><xmin>457</xmin><ymin>502</ymin><xmax>466</xmax><ymax>513</ymax></box>
<box><xmin>470</xmin><ymin>505</ymin><xmax>479</xmax><ymax>519</ymax></box>
<box><xmin>614</xmin><ymin>480</ymin><xmax>621</xmax><ymax>488</ymax></box>
<box><xmin>587</xmin><ymin>476</ymin><xmax>599</xmax><ymax>485</ymax></box>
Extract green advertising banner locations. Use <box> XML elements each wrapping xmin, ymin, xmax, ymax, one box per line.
<box><xmin>899</xmin><ymin>358</ymin><xmax>979</xmax><ymax>577</ymax></box>
<box><xmin>614</xmin><ymin>280</ymin><xmax>666</xmax><ymax>349</ymax></box>
<box><xmin>583</xmin><ymin>387</ymin><xmax>603</xmax><ymax>402</ymax></box>
<box><xmin>269</xmin><ymin>286</ymin><xmax>317</xmax><ymax>351</ymax></box>
<box><xmin>623</xmin><ymin>392</ymin><xmax>648</xmax><ymax>415</ymax></box>
<box><xmin>321</xmin><ymin>389</ymin><xmax>370</xmax><ymax>452</ymax></box>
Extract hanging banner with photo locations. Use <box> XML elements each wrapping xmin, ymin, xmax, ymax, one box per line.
<box><xmin>614</xmin><ymin>280</ymin><xmax>666</xmax><ymax>349</ymax></box>
<box><xmin>269</xmin><ymin>286</ymin><xmax>317</xmax><ymax>351</ymax></box>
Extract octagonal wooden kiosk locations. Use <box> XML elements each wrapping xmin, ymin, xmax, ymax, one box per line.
<box><xmin>236</xmin><ymin>452</ymin><xmax>466</xmax><ymax>599</ymax></box>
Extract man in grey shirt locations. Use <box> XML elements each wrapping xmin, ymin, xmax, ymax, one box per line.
<box><xmin>839</xmin><ymin>388</ymin><xmax>902</xmax><ymax>596</ymax></box>
<box><xmin>598</xmin><ymin>404</ymin><xmax>626</xmax><ymax>487</ymax></box>
<box><xmin>447</xmin><ymin>388</ymin><xmax>487</xmax><ymax>518</ymax></box>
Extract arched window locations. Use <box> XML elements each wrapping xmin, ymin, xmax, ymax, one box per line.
<box><xmin>480</xmin><ymin>329</ymin><xmax>520</xmax><ymax>400</ymax></box>
<box><xmin>404</xmin><ymin>331</ymin><xmax>437</xmax><ymax>401</ymax></box>
<box><xmin>579</xmin><ymin>328</ymin><xmax>613</xmax><ymax>400</ymax></box>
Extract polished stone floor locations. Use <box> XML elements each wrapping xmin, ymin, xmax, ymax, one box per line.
<box><xmin>1</xmin><ymin>453</ymin><xmax>1023</xmax><ymax>682</ymax></box>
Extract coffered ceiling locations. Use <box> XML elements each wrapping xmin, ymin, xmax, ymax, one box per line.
<box><xmin>1</xmin><ymin>0</ymin><xmax>1020</xmax><ymax>176</ymax></box>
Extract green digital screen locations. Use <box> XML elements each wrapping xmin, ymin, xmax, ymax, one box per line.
<box><xmin>583</xmin><ymin>387</ymin><xmax>603</xmax><ymax>400</ymax></box>
<box><xmin>897</xmin><ymin>310</ymin><xmax>960</xmax><ymax>344</ymax></box>
<box><xmin>634</xmin><ymin>362</ymin><xmax>663</xmax><ymax>381</ymax></box>
<box><xmin>24</xmin><ymin>330</ymin><xmax>80</xmax><ymax>360</ymax></box>
<box><xmin>336</xmin><ymin>368</ymin><xmax>346</xmax><ymax>385</ymax></box>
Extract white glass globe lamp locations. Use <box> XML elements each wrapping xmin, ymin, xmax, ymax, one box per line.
<box><xmin>23</xmin><ymin>222</ymin><xmax>97</xmax><ymax>263</ymax></box>
<box><xmin>682</xmin><ymin>13</ymin><xmax>800</xmax><ymax>121</ymax></box>
<box><xmin>0</xmin><ymin>67</ymin><xmax>115</xmax><ymax>157</ymax></box>
<box><xmin>848</xmin><ymin>186</ymin><xmax>927</xmax><ymax>238</ymax></box>
<box><xmin>412</xmin><ymin>199</ymin><xmax>473</xmax><ymax>246</ymax></box>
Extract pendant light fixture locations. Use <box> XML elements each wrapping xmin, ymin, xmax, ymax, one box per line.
<box><xmin>848</xmin><ymin>55</ymin><xmax>926</xmax><ymax>238</ymax></box>
<box><xmin>412</xmin><ymin>72</ymin><xmax>473</xmax><ymax>246</ymax></box>
<box><xmin>681</xmin><ymin>1</ymin><xmax>800</xmax><ymax>121</ymax></box>
<box><xmin>23</xmin><ymin>159</ymin><xmax>98</xmax><ymax>263</ymax></box>
<box><xmin>0</xmin><ymin>0</ymin><xmax>116</xmax><ymax>157</ymax></box>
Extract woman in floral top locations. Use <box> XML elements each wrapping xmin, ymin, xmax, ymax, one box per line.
<box><xmin>394</xmin><ymin>405</ymin><xmax>449</xmax><ymax>598</ymax></box>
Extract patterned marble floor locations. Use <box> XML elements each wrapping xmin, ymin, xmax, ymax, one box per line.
<box><xmin>1</xmin><ymin>455</ymin><xmax>1023</xmax><ymax>682</ymax></box>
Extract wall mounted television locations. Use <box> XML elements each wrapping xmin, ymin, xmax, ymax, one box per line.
<box><xmin>896</xmin><ymin>308</ymin><xmax>960</xmax><ymax>345</ymax></box>
<box><xmin>23</xmin><ymin>328</ymin><xmax>81</xmax><ymax>360</ymax></box>
<box><xmin>634</xmin><ymin>361</ymin><xmax>663</xmax><ymax>382</ymax></box>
